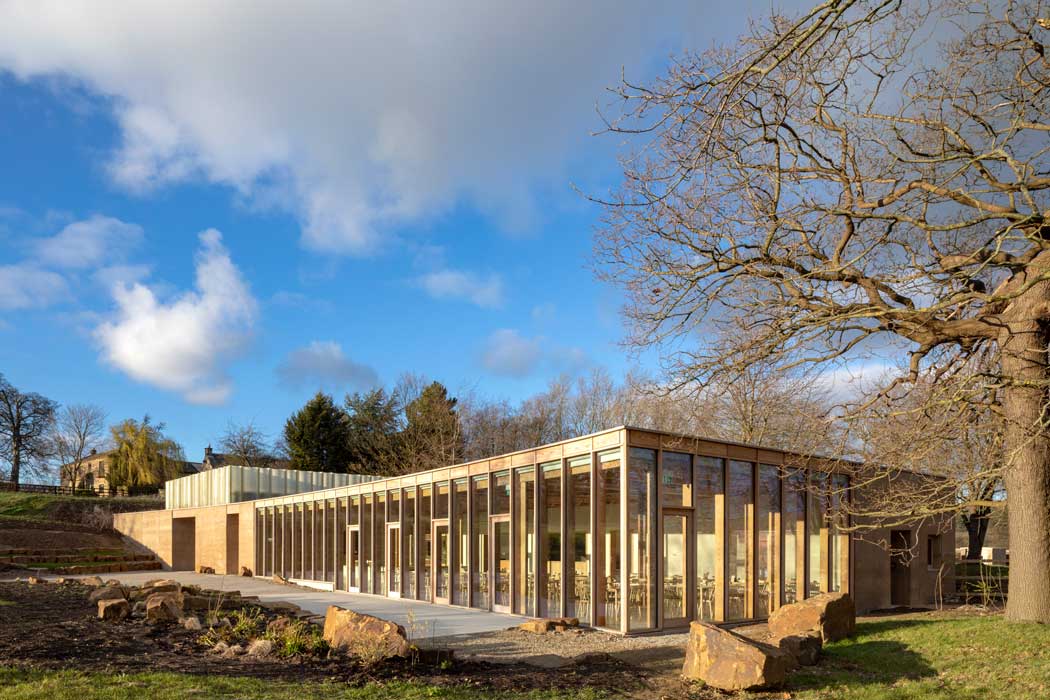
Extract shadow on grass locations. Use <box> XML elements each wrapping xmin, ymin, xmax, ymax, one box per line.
<box><xmin>788</xmin><ymin>639</ymin><xmax>937</xmax><ymax>693</ymax></box>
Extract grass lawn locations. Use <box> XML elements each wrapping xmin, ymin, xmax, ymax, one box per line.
<box><xmin>0</xmin><ymin>492</ymin><xmax>159</xmax><ymax>522</ymax></box>
<box><xmin>790</xmin><ymin>613</ymin><xmax>1050</xmax><ymax>699</ymax></box>
<box><xmin>0</xmin><ymin>668</ymin><xmax>604</xmax><ymax>700</ymax></box>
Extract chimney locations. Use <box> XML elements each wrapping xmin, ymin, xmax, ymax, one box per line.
<box><xmin>205</xmin><ymin>445</ymin><xmax>213</xmax><ymax>458</ymax></box>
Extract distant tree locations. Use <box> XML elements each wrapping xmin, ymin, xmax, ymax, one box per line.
<box><xmin>108</xmin><ymin>416</ymin><xmax>184</xmax><ymax>487</ymax></box>
<box><xmin>51</xmin><ymin>403</ymin><xmax>107</xmax><ymax>488</ymax></box>
<box><xmin>218</xmin><ymin>420</ymin><xmax>275</xmax><ymax>469</ymax></box>
<box><xmin>0</xmin><ymin>373</ymin><xmax>58</xmax><ymax>489</ymax></box>
<box><xmin>402</xmin><ymin>381</ymin><xmax>463</xmax><ymax>473</ymax></box>
<box><xmin>344</xmin><ymin>388</ymin><xmax>402</xmax><ymax>475</ymax></box>
<box><xmin>283</xmin><ymin>392</ymin><xmax>352</xmax><ymax>473</ymax></box>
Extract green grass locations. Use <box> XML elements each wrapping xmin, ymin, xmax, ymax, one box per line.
<box><xmin>0</xmin><ymin>492</ymin><xmax>160</xmax><ymax>520</ymax></box>
<box><xmin>0</xmin><ymin>600</ymin><xmax>11</xmax><ymax>607</ymax></box>
<box><xmin>790</xmin><ymin>613</ymin><xmax>1050</xmax><ymax>699</ymax></box>
<box><xmin>0</xmin><ymin>668</ymin><xmax>604</xmax><ymax>700</ymax></box>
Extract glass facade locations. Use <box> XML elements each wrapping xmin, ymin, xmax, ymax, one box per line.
<box><xmin>250</xmin><ymin>430</ymin><xmax>851</xmax><ymax>633</ymax></box>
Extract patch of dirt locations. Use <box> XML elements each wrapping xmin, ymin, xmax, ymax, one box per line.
<box><xmin>0</xmin><ymin>580</ymin><xmax>655</xmax><ymax>695</ymax></box>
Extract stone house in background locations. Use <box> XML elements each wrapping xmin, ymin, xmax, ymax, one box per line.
<box><xmin>60</xmin><ymin>448</ymin><xmax>199</xmax><ymax>495</ymax></box>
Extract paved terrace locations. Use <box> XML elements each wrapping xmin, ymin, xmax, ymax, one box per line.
<box><xmin>45</xmin><ymin>571</ymin><xmax>529</xmax><ymax>640</ymax></box>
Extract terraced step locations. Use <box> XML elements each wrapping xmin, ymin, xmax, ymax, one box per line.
<box><xmin>29</xmin><ymin>560</ymin><xmax>163</xmax><ymax>575</ymax></box>
<box><xmin>0</xmin><ymin>545</ymin><xmax>163</xmax><ymax>575</ymax></box>
<box><xmin>0</xmin><ymin>552</ymin><xmax>155</xmax><ymax>565</ymax></box>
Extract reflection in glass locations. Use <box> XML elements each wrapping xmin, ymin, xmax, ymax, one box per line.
<box><xmin>782</xmin><ymin>471</ymin><xmax>805</xmax><ymax>605</ymax></box>
<box><xmin>374</xmin><ymin>494</ymin><xmax>386</xmax><ymax>593</ymax></box>
<box><xmin>727</xmin><ymin>460</ymin><xmax>753</xmax><ymax>621</ymax></box>
<box><xmin>663</xmin><ymin>513</ymin><xmax>687</xmax><ymax>621</ymax></box>
<box><xmin>830</xmin><ymin>474</ymin><xmax>849</xmax><ymax>592</ymax></box>
<box><xmin>436</xmin><ymin>481</ymin><xmax>450</xmax><ymax>519</ymax></box>
<box><xmin>662</xmin><ymin>452</ymin><xmax>692</xmax><ymax>508</ymax></box>
<box><xmin>757</xmin><ymin>465</ymin><xmax>780</xmax><ymax>617</ymax></box>
<box><xmin>472</xmin><ymin>476</ymin><xmax>489</xmax><ymax>609</ymax></box>
<box><xmin>628</xmin><ymin>448</ymin><xmax>656</xmax><ymax>631</ymax></box>
<box><xmin>405</xmin><ymin>489</ymin><xmax>416</xmax><ymax>598</ymax></box>
<box><xmin>695</xmin><ymin>456</ymin><xmax>722</xmax><ymax>621</ymax></box>
<box><xmin>436</xmin><ymin>522</ymin><xmax>450</xmax><ymax>600</ymax></box>
<box><xmin>453</xmin><ymin>479</ymin><xmax>469</xmax><ymax>605</ymax></box>
<box><xmin>514</xmin><ymin>468</ymin><xmax>536</xmax><ymax>617</ymax></box>
<box><xmin>361</xmin><ymin>497</ymin><xmax>372</xmax><ymax>593</ymax></box>
<box><xmin>492</xmin><ymin>471</ymin><xmax>510</xmax><ymax>515</ymax></box>
<box><xmin>540</xmin><ymin>462</ymin><xmax>562</xmax><ymax>617</ymax></box>
<box><xmin>598</xmin><ymin>450</ymin><xmax>621</xmax><ymax>629</ymax></box>
<box><xmin>494</xmin><ymin>519</ymin><xmax>511</xmax><ymax>608</ymax></box>
<box><xmin>420</xmin><ymin>487</ymin><xmax>431</xmax><ymax>600</ymax></box>
<box><xmin>568</xmin><ymin>456</ymin><xmax>591</xmax><ymax>624</ymax></box>
<box><xmin>808</xmin><ymin>473</ymin><xmax>826</xmax><ymax>597</ymax></box>
<box><xmin>337</xmin><ymin>498</ymin><xmax>347</xmax><ymax>589</ymax></box>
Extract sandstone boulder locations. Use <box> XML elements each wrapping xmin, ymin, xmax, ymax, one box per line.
<box><xmin>777</xmin><ymin>632</ymin><xmax>822</xmax><ymax>667</ymax></box>
<box><xmin>323</xmin><ymin>605</ymin><xmax>411</xmax><ymax>661</ymax></box>
<box><xmin>267</xmin><ymin>616</ymin><xmax>294</xmax><ymax>635</ymax></box>
<box><xmin>272</xmin><ymin>574</ymin><xmax>289</xmax><ymax>585</ymax></box>
<box><xmin>240</xmin><ymin>566</ymin><xmax>253</xmax><ymax>577</ymax></box>
<box><xmin>98</xmin><ymin>598</ymin><xmax>129</xmax><ymax>622</ymax></box>
<box><xmin>768</xmin><ymin>592</ymin><xmax>856</xmax><ymax>643</ymax></box>
<box><xmin>682</xmin><ymin>621</ymin><xmax>792</xmax><ymax>691</ymax></box>
<box><xmin>104</xmin><ymin>579</ymin><xmax>121</xmax><ymax>587</ymax></box>
<box><xmin>26</xmin><ymin>576</ymin><xmax>43</xmax><ymax>586</ymax></box>
<box><xmin>519</xmin><ymin>619</ymin><xmax>552</xmax><ymax>633</ymax></box>
<box><xmin>182</xmin><ymin>594</ymin><xmax>212</xmax><ymax>612</ymax></box>
<box><xmin>210</xmin><ymin>641</ymin><xmax>229</xmax><ymax>655</ymax></box>
<box><xmin>88</xmin><ymin>585</ymin><xmax>126</xmax><ymax>604</ymax></box>
<box><xmin>81</xmin><ymin>576</ymin><xmax>104</xmax><ymax>587</ymax></box>
<box><xmin>197</xmin><ymin>565</ymin><xmax>215</xmax><ymax>575</ymax></box>
<box><xmin>145</xmin><ymin>592</ymin><xmax>182</xmax><ymax>623</ymax></box>
<box><xmin>222</xmin><ymin>644</ymin><xmax>244</xmax><ymax>658</ymax></box>
<box><xmin>182</xmin><ymin>615</ymin><xmax>202</xmax><ymax>631</ymax></box>
<box><xmin>519</xmin><ymin>617</ymin><xmax>580</xmax><ymax>633</ymax></box>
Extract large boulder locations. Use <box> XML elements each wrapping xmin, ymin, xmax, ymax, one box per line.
<box><xmin>145</xmin><ymin>592</ymin><xmax>183</xmax><ymax>623</ymax></box>
<box><xmin>323</xmin><ymin>605</ymin><xmax>411</xmax><ymax>661</ymax></box>
<box><xmin>682</xmin><ymin>621</ymin><xmax>792</xmax><ymax>691</ymax></box>
<box><xmin>98</xmin><ymin>598</ymin><xmax>130</xmax><ymax>622</ymax></box>
<box><xmin>777</xmin><ymin>632</ymin><xmax>822</xmax><ymax>667</ymax></box>
<box><xmin>240</xmin><ymin>566</ymin><xmax>253</xmax><ymax>577</ymax></box>
<box><xmin>81</xmin><ymin>576</ymin><xmax>104</xmax><ymax>587</ymax></box>
<box><xmin>768</xmin><ymin>592</ymin><xmax>856</xmax><ymax>643</ymax></box>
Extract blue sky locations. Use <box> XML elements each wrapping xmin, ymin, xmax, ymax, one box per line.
<box><xmin>0</xmin><ymin>1</ymin><xmax>809</xmax><ymax>457</ymax></box>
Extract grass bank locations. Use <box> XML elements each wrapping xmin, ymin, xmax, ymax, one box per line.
<box><xmin>0</xmin><ymin>491</ymin><xmax>161</xmax><ymax>529</ymax></box>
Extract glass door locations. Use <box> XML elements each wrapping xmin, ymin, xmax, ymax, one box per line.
<box><xmin>492</xmin><ymin>516</ymin><xmax>511</xmax><ymax>613</ymax></box>
<box><xmin>347</xmin><ymin>528</ymin><xmax>360</xmax><ymax>592</ymax></box>
<box><xmin>387</xmin><ymin>524</ymin><xmax>401</xmax><ymax>597</ymax></box>
<box><xmin>433</xmin><ymin>520</ymin><xmax>450</xmax><ymax>604</ymax></box>
<box><xmin>662</xmin><ymin>511</ymin><xmax>692</xmax><ymax>627</ymax></box>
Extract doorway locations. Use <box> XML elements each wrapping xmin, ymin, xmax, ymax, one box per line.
<box><xmin>662</xmin><ymin>511</ymin><xmax>692</xmax><ymax>627</ymax></box>
<box><xmin>491</xmin><ymin>516</ymin><xmax>511</xmax><ymax>613</ymax></box>
<box><xmin>225</xmin><ymin>514</ymin><xmax>239</xmax><ymax>575</ymax></box>
<box><xmin>388</xmin><ymin>524</ymin><xmax>401</xmax><ymax>597</ymax></box>
<box><xmin>433</xmin><ymin>520</ymin><xmax>450</xmax><ymax>605</ymax></box>
<box><xmin>890</xmin><ymin>529</ymin><xmax>911</xmax><ymax>607</ymax></box>
<box><xmin>172</xmin><ymin>517</ymin><xmax>196</xmax><ymax>571</ymax></box>
<box><xmin>347</xmin><ymin>528</ymin><xmax>360</xmax><ymax>592</ymax></box>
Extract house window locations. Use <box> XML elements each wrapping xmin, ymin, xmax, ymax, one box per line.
<box><xmin>927</xmin><ymin>535</ymin><xmax>940</xmax><ymax>568</ymax></box>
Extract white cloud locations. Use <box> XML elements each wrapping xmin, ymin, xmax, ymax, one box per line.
<box><xmin>481</xmin><ymin>328</ymin><xmax>587</xmax><ymax>378</ymax></box>
<box><xmin>93</xmin><ymin>229</ymin><xmax>256</xmax><ymax>404</ymax></box>
<box><xmin>35</xmin><ymin>215</ymin><xmax>143</xmax><ymax>269</ymax></box>
<box><xmin>276</xmin><ymin>341</ymin><xmax>378</xmax><ymax>392</ymax></box>
<box><xmin>0</xmin><ymin>2</ymin><xmax>692</xmax><ymax>253</ymax></box>
<box><xmin>0</xmin><ymin>264</ymin><xmax>69</xmax><ymax>310</ymax></box>
<box><xmin>417</xmin><ymin>269</ymin><xmax>504</xmax><ymax>308</ymax></box>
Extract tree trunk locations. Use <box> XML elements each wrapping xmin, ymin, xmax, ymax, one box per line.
<box><xmin>999</xmin><ymin>281</ymin><xmax>1050</xmax><ymax>623</ymax></box>
<box><xmin>9</xmin><ymin>437</ymin><xmax>20</xmax><ymax>491</ymax></box>
<box><xmin>964</xmin><ymin>510</ymin><xmax>990</xmax><ymax>560</ymax></box>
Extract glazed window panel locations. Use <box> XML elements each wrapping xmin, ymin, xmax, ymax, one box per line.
<box><xmin>597</xmin><ymin>450</ymin><xmax>621</xmax><ymax>629</ymax></box>
<box><xmin>627</xmin><ymin>447</ymin><xmax>656</xmax><ymax>631</ymax></box>
<box><xmin>695</xmin><ymin>456</ymin><xmax>723</xmax><ymax>621</ymax></box>
<box><xmin>453</xmin><ymin>478</ymin><xmax>469</xmax><ymax>606</ymax></box>
<box><xmin>435</xmin><ymin>481</ymin><xmax>450</xmax><ymax>519</ymax></box>
<box><xmin>662</xmin><ymin>451</ymin><xmax>692</xmax><ymax>508</ymax></box>
<box><xmin>420</xmin><ymin>486</ymin><xmax>432</xmax><ymax>600</ymax></box>
<box><xmin>492</xmin><ymin>471</ymin><xmax>510</xmax><ymax>515</ymax></box>
<box><xmin>568</xmin><ymin>455</ymin><xmax>592</xmax><ymax>625</ymax></box>
<box><xmin>374</xmin><ymin>494</ymin><xmax>386</xmax><ymax>593</ymax></box>
<box><xmin>727</xmin><ymin>460</ymin><xmax>753</xmax><ymax>621</ymax></box>
<box><xmin>326</xmin><ymin>499</ymin><xmax>337</xmax><ymax>582</ymax></box>
<box><xmin>514</xmin><ymin>467</ymin><xmax>536</xmax><ymax>617</ymax></box>
<box><xmin>295</xmin><ymin>504</ymin><xmax>305</xmax><ymax>579</ymax></box>
<box><xmin>337</xmin><ymin>498</ymin><xmax>347</xmax><ymax>589</ymax></box>
<box><xmin>829</xmin><ymin>474</ymin><xmax>850</xmax><ymax>593</ymax></box>
<box><xmin>283</xmin><ymin>506</ymin><xmax>293</xmax><ymax>579</ymax></box>
<box><xmin>540</xmin><ymin>462</ymin><xmax>562</xmax><ymax>618</ymax></box>
<box><xmin>362</xmin><ymin>496</ymin><xmax>373</xmax><ymax>594</ymax></box>
<box><xmin>255</xmin><ymin>509</ymin><xmax>264</xmax><ymax>577</ymax></box>
<box><xmin>405</xmin><ymin>488</ymin><xmax>417</xmax><ymax>599</ymax></box>
<box><xmin>263</xmin><ymin>507</ymin><xmax>273</xmax><ymax>577</ymax></box>
<box><xmin>782</xmin><ymin>471</ymin><xmax>805</xmax><ymax>605</ymax></box>
<box><xmin>273</xmin><ymin>506</ymin><xmax>284</xmax><ymax>578</ymax></box>
<box><xmin>807</xmin><ymin>473</ymin><xmax>826</xmax><ymax>597</ymax></box>
<box><xmin>757</xmin><ymin>465</ymin><xmax>780</xmax><ymax>617</ymax></box>
<box><xmin>472</xmin><ymin>476</ymin><xmax>489</xmax><ymax>609</ymax></box>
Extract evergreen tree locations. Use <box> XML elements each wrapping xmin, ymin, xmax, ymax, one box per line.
<box><xmin>344</xmin><ymin>388</ymin><xmax>402</xmax><ymax>475</ymax></box>
<box><xmin>283</xmin><ymin>392</ymin><xmax>352</xmax><ymax>473</ymax></box>
<box><xmin>402</xmin><ymin>381</ymin><xmax>462</xmax><ymax>473</ymax></box>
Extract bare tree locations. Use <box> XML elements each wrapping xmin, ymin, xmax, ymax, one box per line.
<box><xmin>218</xmin><ymin>420</ymin><xmax>275</xmax><ymax>469</ymax></box>
<box><xmin>51</xmin><ymin>404</ymin><xmax>107</xmax><ymax>489</ymax></box>
<box><xmin>0</xmin><ymin>373</ymin><xmax>58</xmax><ymax>489</ymax></box>
<box><xmin>596</xmin><ymin>0</ymin><xmax>1050</xmax><ymax>620</ymax></box>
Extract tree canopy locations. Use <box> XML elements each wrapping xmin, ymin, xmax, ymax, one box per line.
<box><xmin>283</xmin><ymin>392</ymin><xmax>353</xmax><ymax>473</ymax></box>
<box><xmin>108</xmin><ymin>416</ymin><xmax>184</xmax><ymax>488</ymax></box>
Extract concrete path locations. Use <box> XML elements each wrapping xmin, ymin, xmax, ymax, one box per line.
<box><xmin>51</xmin><ymin>570</ymin><xmax>527</xmax><ymax>640</ymax></box>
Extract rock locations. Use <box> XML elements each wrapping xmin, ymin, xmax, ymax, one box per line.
<box><xmin>182</xmin><ymin>594</ymin><xmax>212</xmax><ymax>612</ymax></box>
<box><xmin>266</xmin><ymin>616</ymin><xmax>294</xmax><ymax>635</ymax></box>
<box><xmin>323</xmin><ymin>605</ymin><xmax>411</xmax><ymax>660</ymax></box>
<box><xmin>682</xmin><ymin>621</ymin><xmax>792</xmax><ymax>691</ymax></box>
<box><xmin>519</xmin><ymin>617</ymin><xmax>578</xmax><ymax>633</ymax></box>
<box><xmin>88</xmin><ymin>585</ymin><xmax>126</xmax><ymax>604</ymax></box>
<box><xmin>143</xmin><ymin>579</ymin><xmax>182</xmax><ymax>595</ymax></box>
<box><xmin>197</xmin><ymin>565</ymin><xmax>215</xmax><ymax>575</ymax></box>
<box><xmin>182</xmin><ymin>615</ymin><xmax>202</xmax><ymax>631</ymax></box>
<box><xmin>98</xmin><ymin>598</ymin><xmax>130</xmax><ymax>622</ymax></box>
<box><xmin>222</xmin><ymin>644</ymin><xmax>244</xmax><ymax>658</ymax></box>
<box><xmin>132</xmin><ymin>600</ymin><xmax>146</xmax><ymax>615</ymax></box>
<box><xmin>81</xmin><ymin>576</ymin><xmax>104</xmax><ymax>587</ymax></box>
<box><xmin>53</xmin><ymin>578</ymin><xmax>68</xmax><ymax>585</ymax></box>
<box><xmin>777</xmin><ymin>632</ymin><xmax>822</xmax><ymax>667</ymax></box>
<box><xmin>262</xmin><ymin>601</ymin><xmax>301</xmax><ymax>614</ymax></box>
<box><xmin>210</xmin><ymin>641</ymin><xmax>229</xmax><ymax>655</ymax></box>
<box><xmin>768</xmin><ymin>592</ymin><xmax>856</xmax><ymax>643</ymax></box>
<box><xmin>104</xmin><ymin>579</ymin><xmax>121</xmax><ymax>587</ymax></box>
<box><xmin>272</xmin><ymin>574</ymin><xmax>288</xmax><ymax>585</ymax></box>
<box><xmin>145</xmin><ymin>592</ymin><xmax>182</xmax><ymax>623</ymax></box>
<box><xmin>246</xmin><ymin>639</ymin><xmax>273</xmax><ymax>657</ymax></box>
<box><xmin>240</xmin><ymin>566</ymin><xmax>253</xmax><ymax>577</ymax></box>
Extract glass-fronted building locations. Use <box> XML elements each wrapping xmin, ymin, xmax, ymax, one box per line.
<box><xmin>246</xmin><ymin>427</ymin><xmax>853</xmax><ymax>633</ymax></box>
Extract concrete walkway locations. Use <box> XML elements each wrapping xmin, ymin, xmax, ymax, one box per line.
<box><xmin>52</xmin><ymin>570</ymin><xmax>527</xmax><ymax>640</ymax></box>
